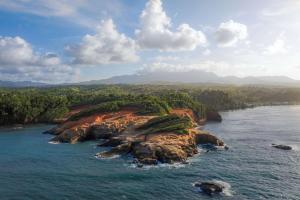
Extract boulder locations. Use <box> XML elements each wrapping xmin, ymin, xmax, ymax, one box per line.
<box><xmin>137</xmin><ymin>163</ymin><xmax>144</xmax><ymax>168</ymax></box>
<box><xmin>131</xmin><ymin>142</ymin><xmax>190</xmax><ymax>164</ymax></box>
<box><xmin>98</xmin><ymin>137</ymin><xmax>124</xmax><ymax>147</ymax></box>
<box><xmin>131</xmin><ymin>142</ymin><xmax>158</xmax><ymax>161</ymax></box>
<box><xmin>90</xmin><ymin>121</ymin><xmax>127</xmax><ymax>139</ymax></box>
<box><xmin>194</xmin><ymin>181</ymin><xmax>225</xmax><ymax>195</ymax></box>
<box><xmin>43</xmin><ymin>127</ymin><xmax>64</xmax><ymax>135</ymax></box>
<box><xmin>139</xmin><ymin>158</ymin><xmax>159</xmax><ymax>165</ymax></box>
<box><xmin>96</xmin><ymin>141</ymin><xmax>132</xmax><ymax>158</ymax></box>
<box><xmin>50</xmin><ymin>126</ymin><xmax>94</xmax><ymax>144</ymax></box>
<box><xmin>195</xmin><ymin>132</ymin><xmax>224</xmax><ymax>146</ymax></box>
<box><xmin>206</xmin><ymin>111</ymin><xmax>222</xmax><ymax>122</ymax></box>
<box><xmin>155</xmin><ymin>145</ymin><xmax>188</xmax><ymax>163</ymax></box>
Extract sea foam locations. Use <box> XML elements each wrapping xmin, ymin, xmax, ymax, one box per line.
<box><xmin>48</xmin><ymin>141</ymin><xmax>60</xmax><ymax>145</ymax></box>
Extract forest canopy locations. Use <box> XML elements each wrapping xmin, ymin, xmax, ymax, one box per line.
<box><xmin>1</xmin><ymin>84</ymin><xmax>300</xmax><ymax>125</ymax></box>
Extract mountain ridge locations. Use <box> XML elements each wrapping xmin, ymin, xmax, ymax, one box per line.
<box><xmin>78</xmin><ymin>71</ymin><xmax>300</xmax><ymax>87</ymax></box>
<box><xmin>1</xmin><ymin>71</ymin><xmax>300</xmax><ymax>87</ymax></box>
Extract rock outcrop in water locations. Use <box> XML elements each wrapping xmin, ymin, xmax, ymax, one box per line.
<box><xmin>46</xmin><ymin>108</ymin><xmax>225</xmax><ymax>164</ymax></box>
<box><xmin>97</xmin><ymin>130</ymin><xmax>222</xmax><ymax>164</ymax></box>
<box><xmin>272</xmin><ymin>144</ymin><xmax>292</xmax><ymax>150</ymax></box>
<box><xmin>194</xmin><ymin>181</ymin><xmax>225</xmax><ymax>195</ymax></box>
<box><xmin>206</xmin><ymin>111</ymin><xmax>222</xmax><ymax>122</ymax></box>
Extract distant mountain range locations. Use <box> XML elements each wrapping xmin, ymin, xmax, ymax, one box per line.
<box><xmin>0</xmin><ymin>80</ymin><xmax>48</xmax><ymax>88</ymax></box>
<box><xmin>1</xmin><ymin>70</ymin><xmax>300</xmax><ymax>87</ymax></box>
<box><xmin>79</xmin><ymin>70</ymin><xmax>300</xmax><ymax>87</ymax></box>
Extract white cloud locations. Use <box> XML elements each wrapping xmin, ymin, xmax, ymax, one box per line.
<box><xmin>0</xmin><ymin>64</ymin><xmax>79</xmax><ymax>83</ymax></box>
<box><xmin>202</xmin><ymin>49</ymin><xmax>211</xmax><ymax>56</ymax></box>
<box><xmin>0</xmin><ymin>0</ymin><xmax>123</xmax><ymax>28</ymax></box>
<box><xmin>141</xmin><ymin>61</ymin><xmax>267</xmax><ymax>78</ymax></box>
<box><xmin>154</xmin><ymin>56</ymin><xmax>180</xmax><ymax>62</ymax></box>
<box><xmin>262</xmin><ymin>8</ymin><xmax>288</xmax><ymax>17</ymax></box>
<box><xmin>141</xmin><ymin>61</ymin><xmax>230</xmax><ymax>74</ymax></box>
<box><xmin>264</xmin><ymin>33</ymin><xmax>287</xmax><ymax>55</ymax></box>
<box><xmin>0</xmin><ymin>0</ymin><xmax>80</xmax><ymax>17</ymax></box>
<box><xmin>215</xmin><ymin>20</ymin><xmax>248</xmax><ymax>47</ymax></box>
<box><xmin>66</xmin><ymin>19</ymin><xmax>138</xmax><ymax>65</ymax></box>
<box><xmin>261</xmin><ymin>1</ymin><xmax>300</xmax><ymax>17</ymax></box>
<box><xmin>0</xmin><ymin>36</ymin><xmax>36</xmax><ymax>66</ymax></box>
<box><xmin>135</xmin><ymin>0</ymin><xmax>207</xmax><ymax>51</ymax></box>
<box><xmin>0</xmin><ymin>36</ymin><xmax>78</xmax><ymax>83</ymax></box>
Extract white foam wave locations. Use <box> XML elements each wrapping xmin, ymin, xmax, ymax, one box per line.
<box><xmin>213</xmin><ymin>180</ymin><xmax>233</xmax><ymax>197</ymax></box>
<box><xmin>290</xmin><ymin>144</ymin><xmax>300</xmax><ymax>151</ymax></box>
<box><xmin>95</xmin><ymin>154</ymin><xmax>120</xmax><ymax>160</ymax></box>
<box><xmin>198</xmin><ymin>144</ymin><xmax>229</xmax><ymax>151</ymax></box>
<box><xmin>48</xmin><ymin>141</ymin><xmax>60</xmax><ymax>145</ymax></box>
<box><xmin>129</xmin><ymin>162</ymin><xmax>187</xmax><ymax>170</ymax></box>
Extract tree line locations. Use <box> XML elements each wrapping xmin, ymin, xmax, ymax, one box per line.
<box><xmin>1</xmin><ymin>85</ymin><xmax>300</xmax><ymax>125</ymax></box>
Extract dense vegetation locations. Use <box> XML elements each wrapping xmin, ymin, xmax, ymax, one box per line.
<box><xmin>0</xmin><ymin>90</ymin><xmax>68</xmax><ymax>125</ymax></box>
<box><xmin>69</xmin><ymin>95</ymin><xmax>171</xmax><ymax>121</ymax></box>
<box><xmin>137</xmin><ymin>114</ymin><xmax>193</xmax><ymax>134</ymax></box>
<box><xmin>1</xmin><ymin>84</ymin><xmax>300</xmax><ymax>125</ymax></box>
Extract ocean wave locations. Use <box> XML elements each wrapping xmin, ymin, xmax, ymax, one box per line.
<box><xmin>128</xmin><ymin>162</ymin><xmax>187</xmax><ymax>170</ymax></box>
<box><xmin>198</xmin><ymin>144</ymin><xmax>229</xmax><ymax>151</ymax></box>
<box><xmin>290</xmin><ymin>144</ymin><xmax>300</xmax><ymax>151</ymax></box>
<box><xmin>213</xmin><ymin>180</ymin><xmax>233</xmax><ymax>197</ymax></box>
<box><xmin>48</xmin><ymin>141</ymin><xmax>60</xmax><ymax>145</ymax></box>
<box><xmin>95</xmin><ymin>154</ymin><xmax>120</xmax><ymax>160</ymax></box>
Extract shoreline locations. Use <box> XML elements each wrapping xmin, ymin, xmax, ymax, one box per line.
<box><xmin>2</xmin><ymin>103</ymin><xmax>300</xmax><ymax>128</ymax></box>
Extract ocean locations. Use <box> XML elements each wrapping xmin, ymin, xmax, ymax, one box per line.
<box><xmin>1</xmin><ymin>106</ymin><xmax>300</xmax><ymax>200</ymax></box>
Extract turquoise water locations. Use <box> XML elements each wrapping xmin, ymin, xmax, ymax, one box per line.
<box><xmin>1</xmin><ymin>106</ymin><xmax>300</xmax><ymax>200</ymax></box>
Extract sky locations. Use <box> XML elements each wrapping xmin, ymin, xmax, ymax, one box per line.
<box><xmin>0</xmin><ymin>0</ymin><xmax>300</xmax><ymax>83</ymax></box>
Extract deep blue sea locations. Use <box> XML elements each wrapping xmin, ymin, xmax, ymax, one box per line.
<box><xmin>1</xmin><ymin>106</ymin><xmax>300</xmax><ymax>200</ymax></box>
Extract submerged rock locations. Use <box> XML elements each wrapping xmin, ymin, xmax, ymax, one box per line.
<box><xmin>194</xmin><ymin>181</ymin><xmax>225</xmax><ymax>195</ymax></box>
<box><xmin>272</xmin><ymin>144</ymin><xmax>292</xmax><ymax>150</ymax></box>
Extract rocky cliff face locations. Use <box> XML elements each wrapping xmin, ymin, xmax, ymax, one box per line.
<box><xmin>46</xmin><ymin>108</ymin><xmax>225</xmax><ymax>164</ymax></box>
<box><xmin>46</xmin><ymin>110</ymin><xmax>151</xmax><ymax>144</ymax></box>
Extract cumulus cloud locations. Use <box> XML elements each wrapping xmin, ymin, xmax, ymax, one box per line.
<box><xmin>0</xmin><ymin>36</ymin><xmax>37</xmax><ymax>66</ymax></box>
<box><xmin>66</xmin><ymin>19</ymin><xmax>138</xmax><ymax>65</ymax></box>
<box><xmin>135</xmin><ymin>0</ymin><xmax>207</xmax><ymax>51</ymax></box>
<box><xmin>215</xmin><ymin>20</ymin><xmax>248</xmax><ymax>47</ymax></box>
<box><xmin>264</xmin><ymin>33</ymin><xmax>287</xmax><ymax>55</ymax></box>
<box><xmin>0</xmin><ymin>36</ymin><xmax>78</xmax><ymax>83</ymax></box>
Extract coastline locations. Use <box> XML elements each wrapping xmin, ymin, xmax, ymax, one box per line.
<box><xmin>1</xmin><ymin>105</ymin><xmax>300</xmax><ymax>199</ymax></box>
<box><xmin>2</xmin><ymin>102</ymin><xmax>300</xmax><ymax>128</ymax></box>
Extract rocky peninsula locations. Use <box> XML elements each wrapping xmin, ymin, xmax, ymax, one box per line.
<box><xmin>45</xmin><ymin>105</ymin><xmax>225</xmax><ymax>165</ymax></box>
